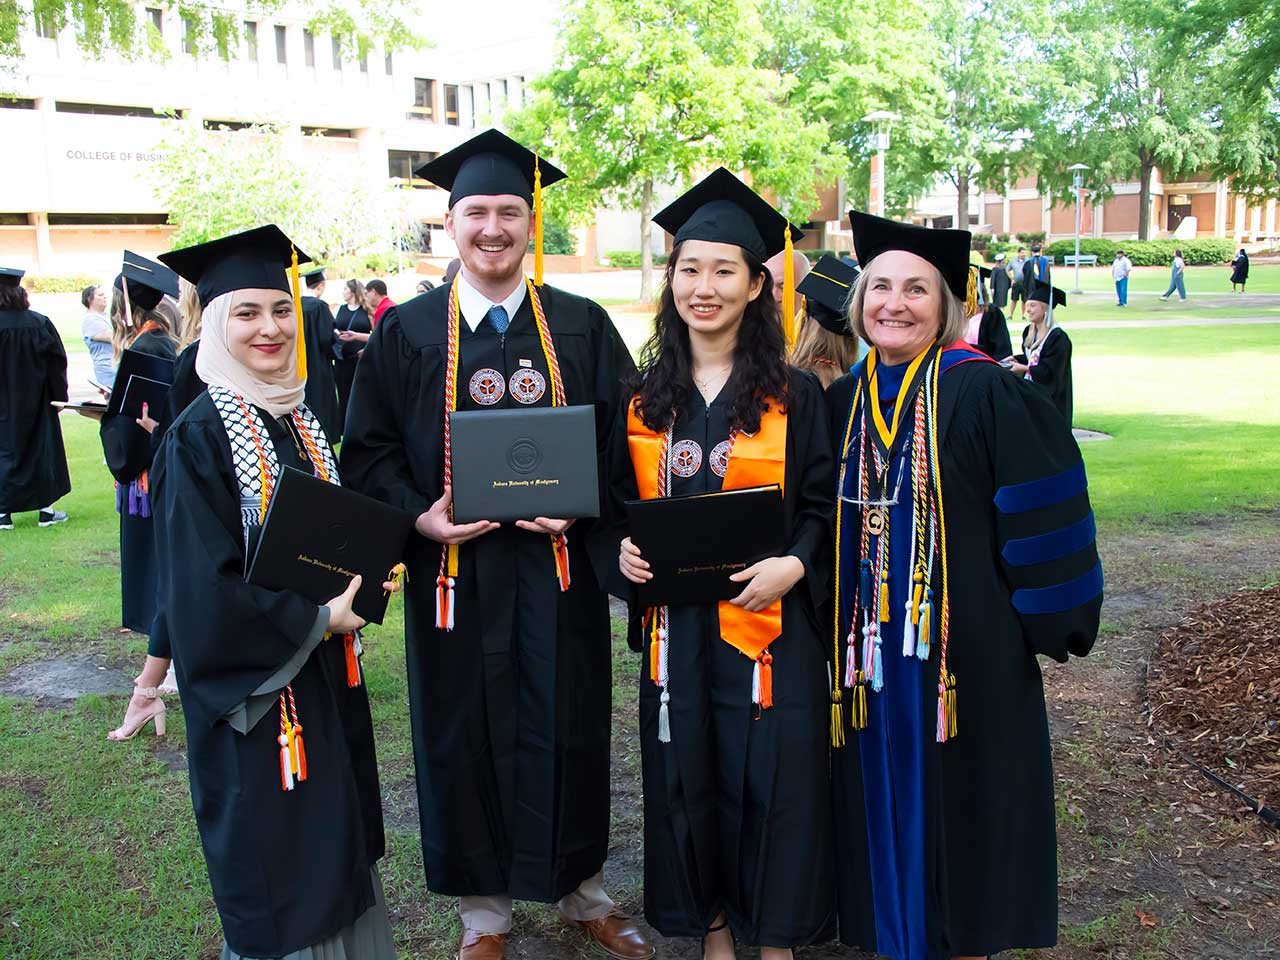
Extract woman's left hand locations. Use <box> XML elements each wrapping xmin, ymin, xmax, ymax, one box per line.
<box><xmin>1007</xmin><ymin>361</ymin><xmax>1029</xmax><ymax>377</ymax></box>
<box><xmin>135</xmin><ymin>402</ymin><xmax>159</xmax><ymax>434</ymax></box>
<box><xmin>728</xmin><ymin>555</ymin><xmax>805</xmax><ymax>612</ymax></box>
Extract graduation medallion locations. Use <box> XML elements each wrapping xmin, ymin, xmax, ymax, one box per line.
<box><xmin>468</xmin><ymin>368</ymin><xmax>505</xmax><ymax>405</ymax></box>
<box><xmin>509</xmin><ymin>368</ymin><xmax>547</xmax><ymax>404</ymax></box>
<box><xmin>709</xmin><ymin>439</ymin><xmax>732</xmax><ymax>478</ymax></box>
<box><xmin>865</xmin><ymin>508</ymin><xmax>885</xmax><ymax>536</ymax></box>
<box><xmin>670</xmin><ymin>439</ymin><xmax>703</xmax><ymax>478</ymax></box>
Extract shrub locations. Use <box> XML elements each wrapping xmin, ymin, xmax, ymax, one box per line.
<box><xmin>22</xmin><ymin>274</ymin><xmax>101</xmax><ymax>294</ymax></box>
<box><xmin>801</xmin><ymin>248</ymin><xmax>839</xmax><ymax>263</ymax></box>
<box><xmin>1044</xmin><ymin>237</ymin><xmax>1234</xmax><ymax>266</ymax></box>
<box><xmin>603</xmin><ymin>250</ymin><xmax>668</xmax><ymax>268</ymax></box>
<box><xmin>1044</xmin><ymin>238</ymin><xmax>1119</xmax><ymax>261</ymax></box>
<box><xmin>1017</xmin><ymin>231</ymin><xmax>1047</xmax><ymax>245</ymax></box>
<box><xmin>527</xmin><ymin>220</ymin><xmax>576</xmax><ymax>255</ymax></box>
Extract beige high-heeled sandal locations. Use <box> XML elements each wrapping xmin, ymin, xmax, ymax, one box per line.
<box><xmin>107</xmin><ymin>686</ymin><xmax>167</xmax><ymax>741</ymax></box>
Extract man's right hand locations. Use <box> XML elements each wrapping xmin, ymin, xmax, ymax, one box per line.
<box><xmin>415</xmin><ymin>484</ymin><xmax>499</xmax><ymax>545</ymax></box>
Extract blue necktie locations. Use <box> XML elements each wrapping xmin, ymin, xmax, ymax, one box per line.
<box><xmin>486</xmin><ymin>304</ymin><xmax>510</xmax><ymax>334</ymax></box>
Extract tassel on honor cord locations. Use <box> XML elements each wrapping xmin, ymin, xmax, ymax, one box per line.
<box><xmin>656</xmin><ymin>610</ymin><xmax>671</xmax><ymax>743</ymax></box>
<box><xmin>551</xmin><ymin>533</ymin><xmax>571</xmax><ymax>591</ymax></box>
<box><xmin>277</xmin><ymin>685</ymin><xmax>308</xmax><ymax>791</ymax></box>
<box><xmin>289</xmin><ymin>244</ymin><xmax>307</xmax><ymax>380</ymax></box>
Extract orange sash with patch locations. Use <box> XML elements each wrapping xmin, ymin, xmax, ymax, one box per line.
<box><xmin>626</xmin><ymin>397</ymin><xmax>787</xmax><ymax>664</ymax></box>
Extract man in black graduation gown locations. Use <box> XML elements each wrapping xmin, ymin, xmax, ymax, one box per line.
<box><xmin>341</xmin><ymin>130</ymin><xmax>652</xmax><ymax>960</ymax></box>
<box><xmin>301</xmin><ymin>268</ymin><xmax>342</xmax><ymax>443</ymax></box>
<box><xmin>0</xmin><ymin>267</ymin><xmax>71</xmax><ymax>530</ymax></box>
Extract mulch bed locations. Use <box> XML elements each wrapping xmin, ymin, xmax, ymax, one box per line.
<box><xmin>1146</xmin><ymin>584</ymin><xmax>1280</xmax><ymax>813</ymax></box>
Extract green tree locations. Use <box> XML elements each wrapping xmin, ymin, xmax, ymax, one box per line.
<box><xmin>508</xmin><ymin>0</ymin><xmax>840</xmax><ymax>301</ymax></box>
<box><xmin>1</xmin><ymin>0</ymin><xmax>420</xmax><ymax>64</ymax></box>
<box><xmin>1031</xmin><ymin>0</ymin><xmax>1221</xmax><ymax>239</ymax></box>
<box><xmin>148</xmin><ymin>120</ymin><xmax>410</xmax><ymax>263</ymax></box>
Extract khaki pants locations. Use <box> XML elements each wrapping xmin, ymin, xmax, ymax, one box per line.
<box><xmin>459</xmin><ymin>870</ymin><xmax>614</xmax><ymax>935</ymax></box>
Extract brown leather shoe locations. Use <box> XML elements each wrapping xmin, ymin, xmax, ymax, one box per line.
<box><xmin>458</xmin><ymin>928</ymin><xmax>506</xmax><ymax>960</ymax></box>
<box><xmin>573</xmin><ymin>911</ymin><xmax>656</xmax><ymax>960</ymax></box>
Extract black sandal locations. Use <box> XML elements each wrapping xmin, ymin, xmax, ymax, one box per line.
<box><xmin>701</xmin><ymin>919</ymin><xmax>733</xmax><ymax>958</ymax></box>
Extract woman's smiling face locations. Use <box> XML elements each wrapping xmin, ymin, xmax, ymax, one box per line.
<box><xmin>861</xmin><ymin>250</ymin><xmax>944</xmax><ymax>364</ymax></box>
<box><xmin>670</xmin><ymin>239</ymin><xmax>764</xmax><ymax>338</ymax></box>
<box><xmin>226</xmin><ymin>289</ymin><xmax>298</xmax><ymax>377</ymax></box>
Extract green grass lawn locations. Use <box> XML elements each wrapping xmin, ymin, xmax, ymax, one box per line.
<box><xmin>2</xmin><ymin>322</ymin><xmax>1279</xmax><ymax>958</ymax></box>
<box><xmin>1064</xmin><ymin>261</ymin><xmax>1280</xmax><ymax>295</ymax></box>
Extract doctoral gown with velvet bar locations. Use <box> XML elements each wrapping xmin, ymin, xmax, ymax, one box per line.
<box><xmin>825</xmin><ymin>349</ymin><xmax>1102</xmax><ymax>960</ymax></box>
<box><xmin>1016</xmin><ymin>324</ymin><xmax>1073</xmax><ymax>425</ymax></box>
<box><xmin>302</xmin><ymin>296</ymin><xmax>342</xmax><ymax>445</ymax></box>
<box><xmin>596</xmin><ymin>369</ymin><xmax>837</xmax><ymax>948</ymax></box>
<box><xmin>340</xmin><ymin>285</ymin><xmax>635</xmax><ymax>902</ymax></box>
<box><xmin>152</xmin><ymin>391</ymin><xmax>384</xmax><ymax>958</ymax></box>
<box><xmin>99</xmin><ymin>328</ymin><xmax>176</xmax><ymax>635</ymax></box>
<box><xmin>0</xmin><ymin>307</ymin><xmax>70</xmax><ymax>512</ymax></box>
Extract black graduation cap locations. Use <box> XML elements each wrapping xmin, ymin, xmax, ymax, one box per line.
<box><xmin>798</xmin><ymin>255</ymin><xmax>859</xmax><ymax>334</ymax></box>
<box><xmin>653</xmin><ymin>168</ymin><xmax>803</xmax><ymax>262</ymax></box>
<box><xmin>415</xmin><ymin>128</ymin><xmax>566</xmax><ymax>208</ymax></box>
<box><xmin>979</xmin><ymin>266</ymin><xmax>993</xmax><ymax>281</ymax></box>
<box><xmin>0</xmin><ymin>266</ymin><xmax>24</xmax><ymax>287</ymax></box>
<box><xmin>114</xmin><ymin>250</ymin><xmax>179</xmax><ymax>311</ymax></box>
<box><xmin>159</xmin><ymin>225</ymin><xmax>311</xmax><ymax>308</ymax></box>
<box><xmin>848</xmin><ymin>210</ymin><xmax>971</xmax><ymax>300</ymax></box>
<box><xmin>1029</xmin><ymin>280</ymin><xmax>1067</xmax><ymax>308</ymax></box>
<box><xmin>303</xmin><ymin>267</ymin><xmax>326</xmax><ymax>287</ymax></box>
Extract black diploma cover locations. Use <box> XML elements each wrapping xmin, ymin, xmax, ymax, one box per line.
<box><xmin>449</xmin><ymin>404</ymin><xmax>600</xmax><ymax>523</ymax></box>
<box><xmin>106</xmin><ymin>348</ymin><xmax>175</xmax><ymax>418</ymax></box>
<box><xmin>247</xmin><ymin>467</ymin><xmax>415</xmax><ymax>624</ymax></box>
<box><xmin>625</xmin><ymin>484</ymin><xmax>785</xmax><ymax>607</ymax></box>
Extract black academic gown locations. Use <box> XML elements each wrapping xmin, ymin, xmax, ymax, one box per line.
<box><xmin>0</xmin><ymin>308</ymin><xmax>70</xmax><ymax>512</ymax></box>
<box><xmin>152</xmin><ymin>392</ymin><xmax>384</xmax><ymax>957</ymax></box>
<box><xmin>597</xmin><ymin>370</ymin><xmax>837</xmax><ymax>947</ymax></box>
<box><xmin>333</xmin><ymin>305</ymin><xmax>370</xmax><ymax>429</ymax></box>
<box><xmin>99</xmin><ymin>329</ymin><xmax>176</xmax><ymax>635</ymax></box>
<box><xmin>341</xmin><ymin>284</ymin><xmax>635</xmax><ymax>902</ymax></box>
<box><xmin>975</xmin><ymin>305</ymin><xmax>1011</xmax><ymax>360</ymax></box>
<box><xmin>301</xmin><ymin>296</ymin><xmax>342</xmax><ymax>445</ymax></box>
<box><xmin>990</xmin><ymin>266</ymin><xmax>1012</xmax><ymax>308</ymax></box>
<box><xmin>1017</xmin><ymin>324</ymin><xmax>1073</xmax><ymax>425</ymax></box>
<box><xmin>826</xmin><ymin>354</ymin><xmax>1102</xmax><ymax>959</ymax></box>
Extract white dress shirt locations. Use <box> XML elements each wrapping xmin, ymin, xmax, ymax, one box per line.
<box><xmin>456</xmin><ymin>272</ymin><xmax>529</xmax><ymax>333</ymax></box>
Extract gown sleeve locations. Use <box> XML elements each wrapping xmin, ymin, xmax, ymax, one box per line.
<box><xmin>1027</xmin><ymin>328</ymin><xmax>1071</xmax><ymax>397</ymax></box>
<box><xmin>340</xmin><ymin>307</ymin><xmax>434</xmax><ymax>519</ymax></box>
<box><xmin>101</xmin><ymin>334</ymin><xmax>175</xmax><ymax>484</ymax></box>
<box><xmin>783</xmin><ymin>372</ymin><xmax>835</xmax><ymax>619</ymax></box>
<box><xmin>982</xmin><ymin>372</ymin><xmax>1101</xmax><ymax>662</ymax></box>
<box><xmin>152</xmin><ymin>416</ymin><xmax>329</xmax><ymax>729</ymax></box>
<box><xmin>979</xmin><ymin>306</ymin><xmax>1012</xmax><ymax>359</ymax></box>
<box><xmin>43</xmin><ymin>317</ymin><xmax>69</xmax><ymax>404</ymax></box>
<box><xmin>587</xmin><ymin>390</ymin><xmax>643</xmax><ymax>644</ymax></box>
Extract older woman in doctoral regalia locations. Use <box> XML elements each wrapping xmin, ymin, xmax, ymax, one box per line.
<box><xmin>827</xmin><ymin>212</ymin><xmax>1102</xmax><ymax>960</ymax></box>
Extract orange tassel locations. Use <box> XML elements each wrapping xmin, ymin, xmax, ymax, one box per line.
<box><xmin>293</xmin><ymin>724</ymin><xmax>308</xmax><ymax>781</ymax></box>
<box><xmin>344</xmin><ymin>633</ymin><xmax>361</xmax><ymax>688</ymax></box>
<box><xmin>756</xmin><ymin>649</ymin><xmax>774</xmax><ymax>711</ymax></box>
<box><xmin>551</xmin><ymin>534</ymin><xmax>571</xmax><ymax>591</ymax></box>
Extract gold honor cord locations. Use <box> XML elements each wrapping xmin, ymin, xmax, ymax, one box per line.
<box><xmin>782</xmin><ymin>227</ymin><xmax>796</xmax><ymax>347</ymax></box>
<box><xmin>290</xmin><ymin>244</ymin><xmax>307</xmax><ymax>380</ymax></box>
<box><xmin>533</xmin><ymin>155</ymin><xmax>544</xmax><ymax>287</ymax></box>
<box><xmin>866</xmin><ymin>347</ymin><xmax>929</xmax><ymax>453</ymax></box>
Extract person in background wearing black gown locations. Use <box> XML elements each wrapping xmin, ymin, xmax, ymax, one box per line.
<box><xmin>0</xmin><ymin>267</ymin><xmax>71</xmax><ymax>531</ymax></box>
<box><xmin>603</xmin><ymin>169</ymin><xmax>836</xmax><ymax>960</ymax></box>
<box><xmin>332</xmin><ymin>278</ymin><xmax>370</xmax><ymax>428</ymax></box>
<box><xmin>90</xmin><ymin>255</ymin><xmax>180</xmax><ymax>728</ymax></box>
<box><xmin>299</xmin><ymin>267</ymin><xmax>342</xmax><ymax>444</ymax></box>
<box><xmin>1008</xmin><ymin>279</ymin><xmax>1074</xmax><ymax>425</ymax></box>
<box><xmin>153</xmin><ymin>224</ymin><xmax>398</xmax><ymax>960</ymax></box>
<box><xmin>342</xmin><ymin>130</ymin><xmax>650</xmax><ymax>960</ymax></box>
<box><xmin>827</xmin><ymin>212</ymin><xmax>1101</xmax><ymax>960</ymax></box>
<box><xmin>1230</xmin><ymin>248</ymin><xmax>1249</xmax><ymax>292</ymax></box>
<box><xmin>964</xmin><ymin>266</ymin><xmax>1011</xmax><ymax>360</ymax></box>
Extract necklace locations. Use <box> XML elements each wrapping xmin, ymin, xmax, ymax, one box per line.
<box><xmin>693</xmin><ymin>364</ymin><xmax>731</xmax><ymax>395</ymax></box>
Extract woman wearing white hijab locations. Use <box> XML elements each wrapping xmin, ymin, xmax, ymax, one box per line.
<box><xmin>152</xmin><ymin>225</ymin><xmax>398</xmax><ymax>960</ymax></box>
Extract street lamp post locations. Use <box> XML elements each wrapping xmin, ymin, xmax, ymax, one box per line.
<box><xmin>1068</xmin><ymin>163</ymin><xmax>1090</xmax><ymax>294</ymax></box>
<box><xmin>862</xmin><ymin>111</ymin><xmax>900</xmax><ymax>219</ymax></box>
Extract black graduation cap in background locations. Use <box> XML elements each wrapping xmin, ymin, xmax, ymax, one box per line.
<box><xmin>1029</xmin><ymin>279</ymin><xmax>1067</xmax><ymax>307</ymax></box>
<box><xmin>653</xmin><ymin>167</ymin><xmax>803</xmax><ymax>262</ymax></box>
<box><xmin>159</xmin><ymin>225</ymin><xmax>311</xmax><ymax>308</ymax></box>
<box><xmin>303</xmin><ymin>267</ymin><xmax>326</xmax><ymax>287</ymax></box>
<box><xmin>798</xmin><ymin>254</ymin><xmax>859</xmax><ymax>334</ymax></box>
<box><xmin>0</xmin><ymin>266</ymin><xmax>24</xmax><ymax>287</ymax></box>
<box><xmin>979</xmin><ymin>265</ymin><xmax>993</xmax><ymax>281</ymax></box>
<box><xmin>114</xmin><ymin>250</ymin><xmax>179</xmax><ymax>311</ymax></box>
<box><xmin>848</xmin><ymin>210</ymin><xmax>972</xmax><ymax>301</ymax></box>
<box><xmin>415</xmin><ymin>128</ymin><xmax>567</xmax><ymax>208</ymax></box>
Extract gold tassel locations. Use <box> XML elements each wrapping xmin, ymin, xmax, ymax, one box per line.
<box><xmin>965</xmin><ymin>265</ymin><xmax>979</xmax><ymax>318</ymax></box>
<box><xmin>878</xmin><ymin>570</ymin><xmax>890</xmax><ymax>623</ymax></box>
<box><xmin>384</xmin><ymin>562</ymin><xmax>408</xmax><ymax>597</ymax></box>
<box><xmin>830</xmin><ymin>687</ymin><xmax>845</xmax><ymax>748</ymax></box>
<box><xmin>533</xmin><ymin>154</ymin><xmax>544</xmax><ymax>286</ymax></box>
<box><xmin>947</xmin><ymin>673</ymin><xmax>958</xmax><ymax>738</ymax></box>
<box><xmin>782</xmin><ymin>227</ymin><xmax>796</xmax><ymax>347</ymax></box>
<box><xmin>911</xmin><ymin>569</ymin><xmax>924</xmax><ymax>624</ymax></box>
<box><xmin>852</xmin><ymin>670</ymin><xmax>868</xmax><ymax>730</ymax></box>
<box><xmin>290</xmin><ymin>244</ymin><xmax>307</xmax><ymax>380</ymax></box>
<box><xmin>446</xmin><ymin>542</ymin><xmax>458</xmax><ymax>578</ymax></box>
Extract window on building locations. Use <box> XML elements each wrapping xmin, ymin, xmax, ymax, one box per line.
<box><xmin>275</xmin><ymin>24</ymin><xmax>287</xmax><ymax>64</ymax></box>
<box><xmin>47</xmin><ymin>213</ymin><xmax>170</xmax><ymax>226</ymax></box>
<box><xmin>182</xmin><ymin>16</ymin><xmax>198</xmax><ymax>55</ymax></box>
<box><xmin>147</xmin><ymin>7</ymin><xmax>163</xmax><ymax>32</ymax></box>
<box><xmin>387</xmin><ymin>149</ymin><xmax>440</xmax><ymax>185</ymax></box>
<box><xmin>384</xmin><ymin>52</ymin><xmax>393</xmax><ymax>75</ymax></box>
<box><xmin>444</xmin><ymin>84</ymin><xmax>459</xmax><ymax>125</ymax></box>
<box><xmin>303</xmin><ymin>29</ymin><xmax>315</xmax><ymax>67</ymax></box>
<box><xmin>55</xmin><ymin>101</ymin><xmax>178</xmax><ymax>118</ymax></box>
<box><xmin>0</xmin><ymin>213</ymin><xmax>32</xmax><ymax>225</ymax></box>
<box><xmin>359</xmin><ymin>51</ymin><xmax>368</xmax><ymax>73</ymax></box>
<box><xmin>332</xmin><ymin>36</ymin><xmax>342</xmax><ymax>69</ymax></box>
<box><xmin>500</xmin><ymin>78</ymin><xmax>508</xmax><ymax>102</ymax></box>
<box><xmin>35</xmin><ymin>9</ymin><xmax>58</xmax><ymax>38</ymax></box>
<box><xmin>203</xmin><ymin>119</ymin><xmax>260</xmax><ymax>131</ymax></box>
<box><xmin>302</xmin><ymin>126</ymin><xmax>356</xmax><ymax>138</ymax></box>
<box><xmin>244</xmin><ymin>21</ymin><xmax>258</xmax><ymax>61</ymax></box>
<box><xmin>0</xmin><ymin>97</ymin><xmax>37</xmax><ymax>110</ymax></box>
<box><xmin>412</xmin><ymin>78</ymin><xmax>435</xmax><ymax>118</ymax></box>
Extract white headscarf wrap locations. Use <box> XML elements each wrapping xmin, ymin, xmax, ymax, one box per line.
<box><xmin>195</xmin><ymin>289</ymin><xmax>305</xmax><ymax>416</ymax></box>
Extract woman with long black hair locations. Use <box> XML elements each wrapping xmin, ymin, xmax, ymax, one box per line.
<box><xmin>597</xmin><ymin>169</ymin><xmax>836</xmax><ymax>960</ymax></box>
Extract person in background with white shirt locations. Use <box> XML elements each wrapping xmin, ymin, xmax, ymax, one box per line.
<box><xmin>1111</xmin><ymin>250</ymin><xmax>1133</xmax><ymax>307</ymax></box>
<box><xmin>81</xmin><ymin>284</ymin><xmax>114</xmax><ymax>386</ymax></box>
<box><xmin>1159</xmin><ymin>250</ymin><xmax>1187</xmax><ymax>301</ymax></box>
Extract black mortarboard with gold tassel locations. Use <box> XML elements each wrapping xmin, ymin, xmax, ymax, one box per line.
<box><xmin>848</xmin><ymin>210</ymin><xmax>972</xmax><ymax>303</ymax></box>
<box><xmin>652</xmin><ymin>167</ymin><xmax>805</xmax><ymax>340</ymax></box>
<box><xmin>414</xmin><ymin>128</ymin><xmax>568</xmax><ymax>286</ymax></box>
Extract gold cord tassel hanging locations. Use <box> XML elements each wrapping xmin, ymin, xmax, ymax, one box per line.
<box><xmin>533</xmin><ymin>155</ymin><xmax>544</xmax><ymax>287</ymax></box>
<box><xmin>965</xmin><ymin>265</ymin><xmax>979</xmax><ymax>318</ymax></box>
<box><xmin>830</xmin><ymin>687</ymin><xmax>845</xmax><ymax>748</ymax></box>
<box><xmin>290</xmin><ymin>244</ymin><xmax>307</xmax><ymax>380</ymax></box>
<box><xmin>782</xmin><ymin>227</ymin><xmax>796</xmax><ymax>347</ymax></box>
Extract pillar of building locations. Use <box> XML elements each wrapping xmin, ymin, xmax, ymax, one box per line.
<box><xmin>1266</xmin><ymin>199</ymin><xmax>1277</xmax><ymax>236</ymax></box>
<box><xmin>1042</xmin><ymin>193</ymin><xmax>1051</xmax><ymax>236</ymax></box>
<box><xmin>33</xmin><ymin>211</ymin><xmax>52</xmax><ymax>271</ymax></box>
<box><xmin>1214</xmin><ymin>180</ymin><xmax>1229</xmax><ymax>238</ymax></box>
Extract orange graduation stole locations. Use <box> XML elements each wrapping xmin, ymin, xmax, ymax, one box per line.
<box><xmin>626</xmin><ymin>396</ymin><xmax>787</xmax><ymax>740</ymax></box>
